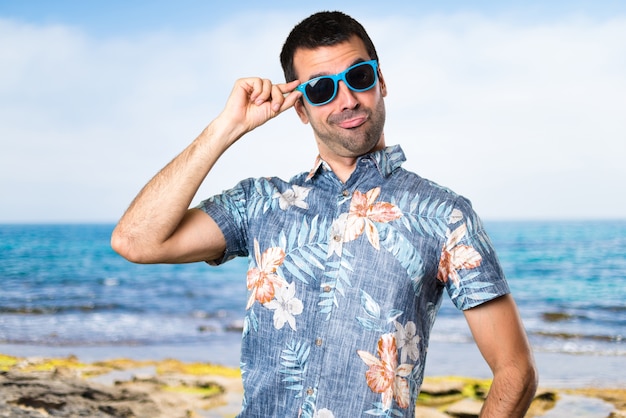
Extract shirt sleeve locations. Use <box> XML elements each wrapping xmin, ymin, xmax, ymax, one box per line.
<box><xmin>438</xmin><ymin>196</ymin><xmax>510</xmax><ymax>310</ymax></box>
<box><xmin>196</xmin><ymin>179</ymin><xmax>251</xmax><ymax>265</ymax></box>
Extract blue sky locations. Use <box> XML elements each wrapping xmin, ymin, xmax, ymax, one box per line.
<box><xmin>1</xmin><ymin>1</ymin><xmax>625</xmax><ymax>222</ymax></box>
<box><xmin>3</xmin><ymin>1</ymin><xmax>625</xmax><ymax>24</ymax></box>
<box><xmin>3</xmin><ymin>1</ymin><xmax>625</xmax><ymax>35</ymax></box>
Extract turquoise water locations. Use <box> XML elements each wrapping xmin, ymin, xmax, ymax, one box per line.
<box><xmin>1</xmin><ymin>221</ymin><xmax>624</xmax><ymax>379</ymax></box>
<box><xmin>486</xmin><ymin>220</ymin><xmax>626</xmax><ymax>356</ymax></box>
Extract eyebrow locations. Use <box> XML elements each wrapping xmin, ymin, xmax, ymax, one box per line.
<box><xmin>306</xmin><ymin>58</ymin><xmax>367</xmax><ymax>81</ymax></box>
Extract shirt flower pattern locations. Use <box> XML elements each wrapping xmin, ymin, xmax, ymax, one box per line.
<box><xmin>273</xmin><ymin>185</ymin><xmax>311</xmax><ymax>210</ymax></box>
<box><xmin>345</xmin><ymin>187</ymin><xmax>403</xmax><ymax>250</ymax></box>
<box><xmin>394</xmin><ymin>321</ymin><xmax>420</xmax><ymax>363</ymax></box>
<box><xmin>200</xmin><ymin>145</ymin><xmax>510</xmax><ymax>417</ymax></box>
<box><xmin>246</xmin><ymin>239</ymin><xmax>287</xmax><ymax>309</ymax></box>
<box><xmin>437</xmin><ymin>223</ymin><xmax>483</xmax><ymax>287</ymax></box>
<box><xmin>264</xmin><ymin>281</ymin><xmax>304</xmax><ymax>330</ymax></box>
<box><xmin>357</xmin><ymin>333</ymin><xmax>413</xmax><ymax>410</ymax></box>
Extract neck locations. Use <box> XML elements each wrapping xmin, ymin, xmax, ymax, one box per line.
<box><xmin>319</xmin><ymin>137</ymin><xmax>386</xmax><ymax>183</ymax></box>
<box><xmin>324</xmin><ymin>156</ymin><xmax>359</xmax><ymax>183</ymax></box>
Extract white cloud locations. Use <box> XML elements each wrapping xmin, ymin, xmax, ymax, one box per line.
<box><xmin>367</xmin><ymin>13</ymin><xmax>626</xmax><ymax>219</ymax></box>
<box><xmin>0</xmin><ymin>12</ymin><xmax>624</xmax><ymax>222</ymax></box>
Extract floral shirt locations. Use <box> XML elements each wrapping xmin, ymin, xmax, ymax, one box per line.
<box><xmin>199</xmin><ymin>145</ymin><xmax>509</xmax><ymax>418</ymax></box>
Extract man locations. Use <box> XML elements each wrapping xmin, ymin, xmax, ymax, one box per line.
<box><xmin>112</xmin><ymin>11</ymin><xmax>537</xmax><ymax>417</ymax></box>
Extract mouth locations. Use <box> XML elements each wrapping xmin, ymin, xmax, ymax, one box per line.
<box><xmin>333</xmin><ymin>111</ymin><xmax>368</xmax><ymax>129</ymax></box>
<box><xmin>337</xmin><ymin>117</ymin><xmax>367</xmax><ymax>129</ymax></box>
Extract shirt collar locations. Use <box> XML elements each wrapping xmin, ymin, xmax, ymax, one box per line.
<box><xmin>305</xmin><ymin>145</ymin><xmax>406</xmax><ymax>181</ymax></box>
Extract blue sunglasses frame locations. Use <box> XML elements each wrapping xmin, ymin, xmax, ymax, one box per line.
<box><xmin>295</xmin><ymin>60</ymin><xmax>379</xmax><ymax>106</ymax></box>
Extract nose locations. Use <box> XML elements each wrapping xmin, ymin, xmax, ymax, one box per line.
<box><xmin>334</xmin><ymin>80</ymin><xmax>359</xmax><ymax>110</ymax></box>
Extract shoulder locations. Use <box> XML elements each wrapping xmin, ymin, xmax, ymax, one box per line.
<box><xmin>388</xmin><ymin>169</ymin><xmax>475</xmax><ymax>217</ymax></box>
<box><xmin>214</xmin><ymin>175</ymin><xmax>303</xmax><ymax>198</ymax></box>
<box><xmin>393</xmin><ymin>168</ymin><xmax>459</xmax><ymax>198</ymax></box>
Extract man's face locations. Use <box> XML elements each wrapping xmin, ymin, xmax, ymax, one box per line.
<box><xmin>293</xmin><ymin>36</ymin><xmax>387</xmax><ymax>161</ymax></box>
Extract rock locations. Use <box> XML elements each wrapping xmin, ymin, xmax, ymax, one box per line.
<box><xmin>414</xmin><ymin>405</ymin><xmax>451</xmax><ymax>418</ymax></box>
<box><xmin>534</xmin><ymin>389</ymin><xmax>557</xmax><ymax>402</ymax></box>
<box><xmin>420</xmin><ymin>380</ymin><xmax>465</xmax><ymax>396</ymax></box>
<box><xmin>444</xmin><ymin>398</ymin><xmax>484</xmax><ymax>418</ymax></box>
<box><xmin>0</xmin><ymin>354</ymin><xmax>244</xmax><ymax>418</ymax></box>
<box><xmin>526</xmin><ymin>389</ymin><xmax>558</xmax><ymax>416</ymax></box>
<box><xmin>0</xmin><ymin>370</ymin><xmax>161</xmax><ymax>417</ymax></box>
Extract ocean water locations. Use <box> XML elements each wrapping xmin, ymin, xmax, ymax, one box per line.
<box><xmin>1</xmin><ymin>221</ymin><xmax>625</xmax><ymax>386</ymax></box>
<box><xmin>433</xmin><ymin>221</ymin><xmax>626</xmax><ymax>355</ymax></box>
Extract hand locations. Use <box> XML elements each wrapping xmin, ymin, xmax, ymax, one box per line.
<box><xmin>218</xmin><ymin>77</ymin><xmax>302</xmax><ymax>139</ymax></box>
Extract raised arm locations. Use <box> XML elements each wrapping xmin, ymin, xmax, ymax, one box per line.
<box><xmin>111</xmin><ymin>78</ymin><xmax>302</xmax><ymax>264</ymax></box>
<box><xmin>464</xmin><ymin>294</ymin><xmax>538</xmax><ymax>417</ymax></box>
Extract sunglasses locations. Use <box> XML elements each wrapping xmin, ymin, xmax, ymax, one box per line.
<box><xmin>295</xmin><ymin>60</ymin><xmax>379</xmax><ymax>106</ymax></box>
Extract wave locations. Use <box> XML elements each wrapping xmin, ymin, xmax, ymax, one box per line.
<box><xmin>0</xmin><ymin>303</ymin><xmax>132</xmax><ymax>315</ymax></box>
<box><xmin>532</xmin><ymin>330</ymin><xmax>624</xmax><ymax>343</ymax></box>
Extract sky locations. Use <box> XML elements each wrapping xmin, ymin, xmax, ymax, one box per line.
<box><xmin>1</xmin><ymin>0</ymin><xmax>625</xmax><ymax>223</ymax></box>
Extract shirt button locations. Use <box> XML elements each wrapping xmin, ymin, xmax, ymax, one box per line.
<box><xmin>323</xmin><ymin>285</ymin><xmax>331</xmax><ymax>293</ymax></box>
<box><xmin>333</xmin><ymin>234</ymin><xmax>342</xmax><ymax>242</ymax></box>
<box><xmin>315</xmin><ymin>337</ymin><xmax>323</xmax><ymax>347</ymax></box>
<box><xmin>306</xmin><ymin>387</ymin><xmax>314</xmax><ymax>396</ymax></box>
<box><xmin>342</xmin><ymin>189</ymin><xmax>350</xmax><ymax>197</ymax></box>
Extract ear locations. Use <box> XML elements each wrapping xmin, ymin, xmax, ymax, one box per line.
<box><xmin>294</xmin><ymin>98</ymin><xmax>310</xmax><ymax>124</ymax></box>
<box><xmin>378</xmin><ymin>69</ymin><xmax>388</xmax><ymax>97</ymax></box>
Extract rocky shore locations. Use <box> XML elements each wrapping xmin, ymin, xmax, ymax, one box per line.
<box><xmin>1</xmin><ymin>353</ymin><xmax>625</xmax><ymax>417</ymax></box>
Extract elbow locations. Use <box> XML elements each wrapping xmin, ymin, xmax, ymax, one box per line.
<box><xmin>513</xmin><ymin>355</ymin><xmax>539</xmax><ymax>408</ymax></box>
<box><xmin>520</xmin><ymin>348</ymin><xmax>539</xmax><ymax>394</ymax></box>
<box><xmin>110</xmin><ymin>227</ymin><xmax>153</xmax><ymax>264</ymax></box>
<box><xmin>519</xmin><ymin>360</ymin><xmax>539</xmax><ymax>414</ymax></box>
<box><xmin>512</xmin><ymin>354</ymin><xmax>539</xmax><ymax>397</ymax></box>
<box><xmin>526</xmin><ymin>360</ymin><xmax>539</xmax><ymax>396</ymax></box>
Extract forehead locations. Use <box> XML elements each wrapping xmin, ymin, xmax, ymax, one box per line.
<box><xmin>293</xmin><ymin>36</ymin><xmax>370</xmax><ymax>80</ymax></box>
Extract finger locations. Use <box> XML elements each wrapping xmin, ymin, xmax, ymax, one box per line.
<box><xmin>269</xmin><ymin>83</ymin><xmax>296</xmax><ymax>113</ymax></box>
<box><xmin>278</xmin><ymin>89</ymin><xmax>302</xmax><ymax>112</ymax></box>
<box><xmin>246</xmin><ymin>78</ymin><xmax>264</xmax><ymax>102</ymax></box>
<box><xmin>247</xmin><ymin>78</ymin><xmax>265</xmax><ymax>104</ymax></box>
<box><xmin>277</xmin><ymin>79</ymin><xmax>301</xmax><ymax>95</ymax></box>
<box><xmin>272</xmin><ymin>80</ymin><xmax>302</xmax><ymax>112</ymax></box>
<box><xmin>252</xmin><ymin>79</ymin><xmax>273</xmax><ymax>106</ymax></box>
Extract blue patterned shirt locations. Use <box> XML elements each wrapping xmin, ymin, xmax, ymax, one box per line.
<box><xmin>199</xmin><ymin>145</ymin><xmax>509</xmax><ymax>417</ymax></box>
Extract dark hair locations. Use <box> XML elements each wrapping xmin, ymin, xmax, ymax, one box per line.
<box><xmin>280</xmin><ymin>11</ymin><xmax>379</xmax><ymax>82</ymax></box>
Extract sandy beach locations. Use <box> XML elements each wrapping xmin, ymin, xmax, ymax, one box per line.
<box><xmin>1</xmin><ymin>339</ymin><xmax>625</xmax><ymax>417</ymax></box>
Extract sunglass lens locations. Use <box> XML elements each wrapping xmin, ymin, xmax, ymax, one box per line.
<box><xmin>346</xmin><ymin>64</ymin><xmax>376</xmax><ymax>90</ymax></box>
<box><xmin>305</xmin><ymin>77</ymin><xmax>335</xmax><ymax>105</ymax></box>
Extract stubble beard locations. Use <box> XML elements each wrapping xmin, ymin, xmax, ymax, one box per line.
<box><xmin>311</xmin><ymin>99</ymin><xmax>386</xmax><ymax>158</ymax></box>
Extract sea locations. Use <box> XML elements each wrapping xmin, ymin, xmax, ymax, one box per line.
<box><xmin>1</xmin><ymin>221</ymin><xmax>625</xmax><ymax>388</ymax></box>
